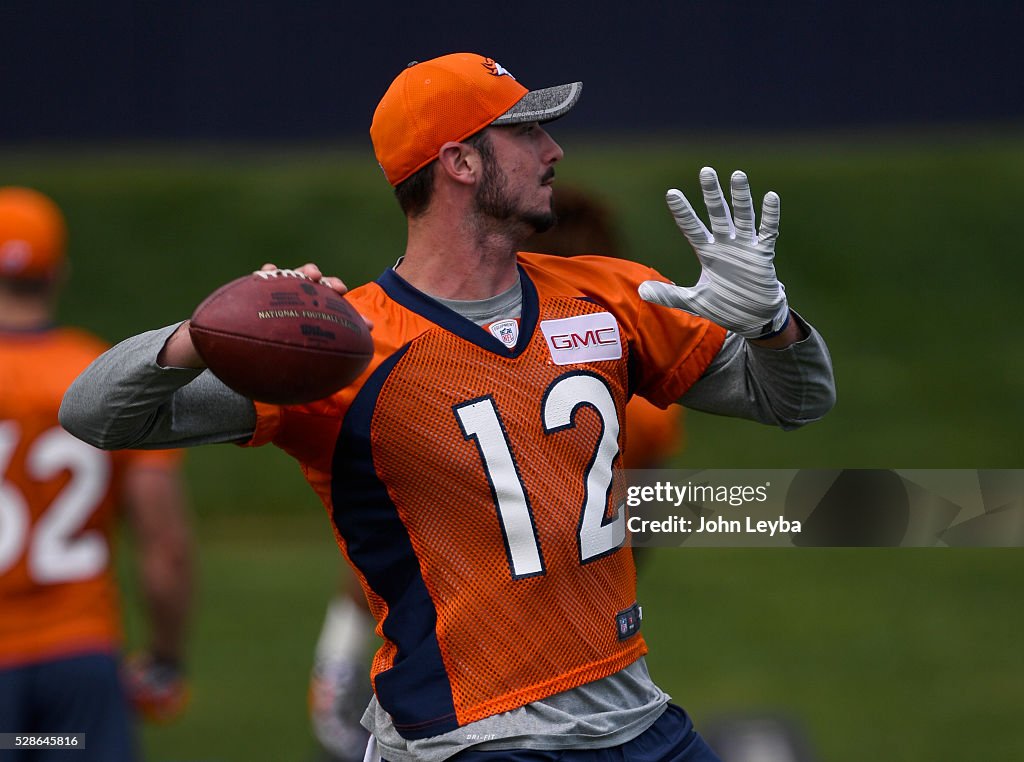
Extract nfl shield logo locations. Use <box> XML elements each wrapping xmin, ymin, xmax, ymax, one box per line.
<box><xmin>489</xmin><ymin>318</ymin><xmax>520</xmax><ymax>348</ymax></box>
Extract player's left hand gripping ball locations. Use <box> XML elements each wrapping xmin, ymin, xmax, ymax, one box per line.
<box><xmin>121</xmin><ymin>652</ymin><xmax>190</xmax><ymax>723</ymax></box>
<box><xmin>639</xmin><ymin>167</ymin><xmax>790</xmax><ymax>339</ymax></box>
<box><xmin>189</xmin><ymin>269</ymin><xmax>374</xmax><ymax>404</ymax></box>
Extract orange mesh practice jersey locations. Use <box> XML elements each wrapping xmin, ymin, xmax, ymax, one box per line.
<box><xmin>249</xmin><ymin>253</ymin><xmax>726</xmax><ymax>739</ymax></box>
<box><xmin>0</xmin><ymin>327</ymin><xmax>179</xmax><ymax>669</ymax></box>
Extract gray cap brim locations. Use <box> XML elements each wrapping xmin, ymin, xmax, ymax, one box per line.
<box><xmin>492</xmin><ymin>82</ymin><xmax>582</xmax><ymax>126</ymax></box>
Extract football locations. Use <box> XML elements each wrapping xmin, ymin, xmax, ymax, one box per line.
<box><xmin>189</xmin><ymin>269</ymin><xmax>374</xmax><ymax>404</ymax></box>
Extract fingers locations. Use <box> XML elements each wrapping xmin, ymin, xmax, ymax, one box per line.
<box><xmin>666</xmin><ymin>189</ymin><xmax>713</xmax><ymax>246</ymax></box>
<box><xmin>673</xmin><ymin>168</ymin><xmax>771</xmax><ymax>245</ymax></box>
<box><xmin>758</xmin><ymin>191</ymin><xmax>781</xmax><ymax>244</ymax></box>
<box><xmin>699</xmin><ymin>167</ymin><xmax>735</xmax><ymax>239</ymax></box>
<box><xmin>258</xmin><ymin>262</ymin><xmax>349</xmax><ymax>294</ymax></box>
<box><xmin>290</xmin><ymin>263</ymin><xmax>363</xmax><ymax>323</ymax></box>
<box><xmin>318</xmin><ymin>275</ymin><xmax>350</xmax><ymax>295</ymax></box>
<box><xmin>293</xmin><ymin>262</ymin><xmax>324</xmax><ymax>282</ymax></box>
<box><xmin>730</xmin><ymin>170</ymin><xmax>756</xmax><ymax>243</ymax></box>
<box><xmin>638</xmin><ymin>280</ymin><xmax>698</xmax><ymax>315</ymax></box>
<box><xmin>638</xmin><ymin>280</ymin><xmax>676</xmax><ymax>306</ymax></box>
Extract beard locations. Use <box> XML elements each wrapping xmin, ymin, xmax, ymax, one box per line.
<box><xmin>473</xmin><ymin>151</ymin><xmax>556</xmax><ymax>234</ymax></box>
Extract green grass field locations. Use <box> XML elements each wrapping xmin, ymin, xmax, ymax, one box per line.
<box><xmin>4</xmin><ymin>130</ymin><xmax>1024</xmax><ymax>760</ymax></box>
<box><xmin>119</xmin><ymin>528</ymin><xmax>1024</xmax><ymax>762</ymax></box>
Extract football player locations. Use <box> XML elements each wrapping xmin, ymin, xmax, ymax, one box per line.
<box><xmin>61</xmin><ymin>53</ymin><xmax>835</xmax><ymax>762</ymax></box>
<box><xmin>0</xmin><ymin>188</ymin><xmax>193</xmax><ymax>761</ymax></box>
<box><xmin>307</xmin><ymin>183</ymin><xmax>684</xmax><ymax>762</ymax></box>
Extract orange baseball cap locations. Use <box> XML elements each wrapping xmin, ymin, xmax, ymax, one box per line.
<box><xmin>0</xmin><ymin>187</ymin><xmax>67</xmax><ymax>280</ymax></box>
<box><xmin>371</xmin><ymin>53</ymin><xmax>582</xmax><ymax>186</ymax></box>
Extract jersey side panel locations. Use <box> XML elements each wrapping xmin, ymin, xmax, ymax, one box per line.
<box><xmin>248</xmin><ymin>283</ymin><xmax>453</xmax><ymax>737</ymax></box>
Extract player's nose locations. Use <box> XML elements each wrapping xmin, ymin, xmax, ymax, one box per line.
<box><xmin>538</xmin><ymin>127</ymin><xmax>564</xmax><ymax>165</ymax></box>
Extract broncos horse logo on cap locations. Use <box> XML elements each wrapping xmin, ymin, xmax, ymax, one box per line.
<box><xmin>482</xmin><ymin>57</ymin><xmax>515</xmax><ymax>79</ymax></box>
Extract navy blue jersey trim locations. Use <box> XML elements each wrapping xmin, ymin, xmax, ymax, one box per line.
<box><xmin>376</xmin><ymin>266</ymin><xmax>539</xmax><ymax>358</ymax></box>
<box><xmin>331</xmin><ymin>344</ymin><xmax>458</xmax><ymax>739</ymax></box>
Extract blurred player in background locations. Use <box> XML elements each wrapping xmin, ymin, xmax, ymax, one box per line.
<box><xmin>306</xmin><ymin>184</ymin><xmax>685</xmax><ymax>761</ymax></box>
<box><xmin>0</xmin><ymin>188</ymin><xmax>193</xmax><ymax>761</ymax></box>
<box><xmin>308</xmin><ymin>581</ymin><xmax>374</xmax><ymax>760</ymax></box>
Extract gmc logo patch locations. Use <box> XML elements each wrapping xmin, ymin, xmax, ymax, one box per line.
<box><xmin>540</xmin><ymin>312</ymin><xmax>622</xmax><ymax>365</ymax></box>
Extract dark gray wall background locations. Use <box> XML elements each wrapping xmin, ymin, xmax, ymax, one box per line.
<box><xmin>1</xmin><ymin>0</ymin><xmax>1021</xmax><ymax>142</ymax></box>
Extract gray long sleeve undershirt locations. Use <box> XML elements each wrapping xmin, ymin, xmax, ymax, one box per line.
<box><xmin>680</xmin><ymin>315</ymin><xmax>835</xmax><ymax>430</ymax></box>
<box><xmin>60</xmin><ymin>322</ymin><xmax>257</xmax><ymax>450</ymax></box>
<box><xmin>61</xmin><ymin>308</ymin><xmax>833</xmax><ymax>452</ymax></box>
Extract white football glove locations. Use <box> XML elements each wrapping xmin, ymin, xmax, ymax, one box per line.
<box><xmin>638</xmin><ymin>167</ymin><xmax>790</xmax><ymax>339</ymax></box>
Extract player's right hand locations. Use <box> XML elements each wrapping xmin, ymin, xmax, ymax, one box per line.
<box><xmin>260</xmin><ymin>262</ymin><xmax>350</xmax><ymax>295</ymax></box>
<box><xmin>259</xmin><ymin>263</ymin><xmax>373</xmax><ymax>330</ymax></box>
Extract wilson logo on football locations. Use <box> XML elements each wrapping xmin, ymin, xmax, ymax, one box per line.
<box><xmin>540</xmin><ymin>313</ymin><xmax>621</xmax><ymax>366</ymax></box>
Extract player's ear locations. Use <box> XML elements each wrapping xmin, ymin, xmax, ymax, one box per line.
<box><xmin>437</xmin><ymin>141</ymin><xmax>480</xmax><ymax>187</ymax></box>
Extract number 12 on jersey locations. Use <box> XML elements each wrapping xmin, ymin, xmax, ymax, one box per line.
<box><xmin>454</xmin><ymin>371</ymin><xmax>626</xmax><ymax>580</ymax></box>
